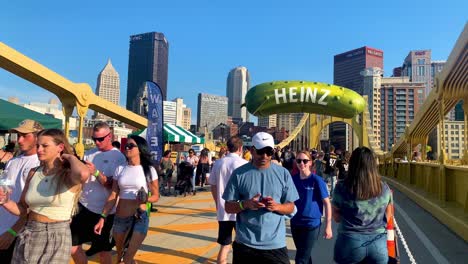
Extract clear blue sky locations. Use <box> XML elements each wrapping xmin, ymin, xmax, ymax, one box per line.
<box><xmin>0</xmin><ymin>1</ymin><xmax>466</xmax><ymax>124</ymax></box>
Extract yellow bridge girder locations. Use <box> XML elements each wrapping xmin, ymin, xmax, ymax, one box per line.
<box><xmin>307</xmin><ymin>114</ymin><xmax>368</xmax><ymax>150</ymax></box>
<box><xmin>276</xmin><ymin>112</ymin><xmax>369</xmax><ymax>151</ymax></box>
<box><xmin>0</xmin><ymin>42</ymin><xmax>148</xmax><ymax>157</ymax></box>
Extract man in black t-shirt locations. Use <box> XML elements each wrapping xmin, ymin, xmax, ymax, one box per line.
<box><xmin>323</xmin><ymin>146</ymin><xmax>337</xmax><ymax>195</ymax></box>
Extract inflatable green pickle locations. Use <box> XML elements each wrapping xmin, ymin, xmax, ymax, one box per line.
<box><xmin>244</xmin><ymin>81</ymin><xmax>366</xmax><ymax>118</ymax></box>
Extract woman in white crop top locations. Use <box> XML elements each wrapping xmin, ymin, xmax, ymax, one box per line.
<box><xmin>0</xmin><ymin>129</ymin><xmax>89</xmax><ymax>263</ymax></box>
<box><xmin>94</xmin><ymin>135</ymin><xmax>159</xmax><ymax>263</ymax></box>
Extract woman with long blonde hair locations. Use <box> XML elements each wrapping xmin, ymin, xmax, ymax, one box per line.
<box><xmin>332</xmin><ymin>146</ymin><xmax>392</xmax><ymax>264</ymax></box>
<box><xmin>0</xmin><ymin>128</ymin><xmax>89</xmax><ymax>263</ymax></box>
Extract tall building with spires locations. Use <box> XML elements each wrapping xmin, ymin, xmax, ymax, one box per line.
<box><xmin>226</xmin><ymin>66</ymin><xmax>250</xmax><ymax>123</ymax></box>
<box><xmin>93</xmin><ymin>59</ymin><xmax>120</xmax><ymax>120</ymax></box>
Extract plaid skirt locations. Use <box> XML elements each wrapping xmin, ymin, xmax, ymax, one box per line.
<box><xmin>12</xmin><ymin>220</ymin><xmax>71</xmax><ymax>264</ymax></box>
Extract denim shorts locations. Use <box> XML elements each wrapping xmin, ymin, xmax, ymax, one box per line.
<box><xmin>113</xmin><ymin>212</ymin><xmax>149</xmax><ymax>235</ymax></box>
<box><xmin>334</xmin><ymin>232</ymin><xmax>388</xmax><ymax>264</ymax></box>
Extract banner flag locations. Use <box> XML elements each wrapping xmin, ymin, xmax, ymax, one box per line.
<box><xmin>145</xmin><ymin>81</ymin><xmax>164</xmax><ymax>164</ymax></box>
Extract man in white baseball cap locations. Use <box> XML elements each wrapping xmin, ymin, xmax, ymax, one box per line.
<box><xmin>223</xmin><ymin>132</ymin><xmax>299</xmax><ymax>263</ymax></box>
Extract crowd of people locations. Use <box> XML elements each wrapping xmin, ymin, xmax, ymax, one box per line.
<box><xmin>211</xmin><ymin>132</ymin><xmax>392</xmax><ymax>264</ymax></box>
<box><xmin>0</xmin><ymin>120</ymin><xmax>159</xmax><ymax>264</ymax></box>
<box><xmin>0</xmin><ymin>119</ymin><xmax>393</xmax><ymax>264</ymax></box>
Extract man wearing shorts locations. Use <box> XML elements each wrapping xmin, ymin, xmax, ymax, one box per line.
<box><xmin>70</xmin><ymin>122</ymin><xmax>126</xmax><ymax>264</ymax></box>
<box><xmin>223</xmin><ymin>132</ymin><xmax>299</xmax><ymax>264</ymax></box>
<box><xmin>208</xmin><ymin>136</ymin><xmax>247</xmax><ymax>264</ymax></box>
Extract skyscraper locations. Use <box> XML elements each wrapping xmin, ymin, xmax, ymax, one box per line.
<box><xmin>276</xmin><ymin>113</ymin><xmax>303</xmax><ymax>133</ymax></box>
<box><xmin>333</xmin><ymin>46</ymin><xmax>384</xmax><ymax>151</ymax></box>
<box><xmin>197</xmin><ymin>93</ymin><xmax>228</xmax><ymax>133</ymax></box>
<box><xmin>93</xmin><ymin>59</ymin><xmax>120</xmax><ymax>120</ymax></box>
<box><xmin>361</xmin><ymin>67</ymin><xmax>383</xmax><ymax>147</ymax></box>
<box><xmin>182</xmin><ymin>107</ymin><xmax>192</xmax><ymax>130</ymax></box>
<box><xmin>334</xmin><ymin>46</ymin><xmax>384</xmax><ymax>95</ymax></box>
<box><xmin>258</xmin><ymin>114</ymin><xmax>277</xmax><ymax>128</ymax></box>
<box><xmin>226</xmin><ymin>66</ymin><xmax>250</xmax><ymax>122</ymax></box>
<box><xmin>380</xmin><ymin>77</ymin><xmax>425</xmax><ymax>150</ymax></box>
<box><xmin>401</xmin><ymin>50</ymin><xmax>431</xmax><ymax>97</ymax></box>
<box><xmin>127</xmin><ymin>32</ymin><xmax>169</xmax><ymax>113</ymax></box>
<box><xmin>163</xmin><ymin>101</ymin><xmax>177</xmax><ymax>125</ymax></box>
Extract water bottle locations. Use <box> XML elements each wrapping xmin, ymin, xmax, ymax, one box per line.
<box><xmin>0</xmin><ymin>178</ymin><xmax>13</xmax><ymax>205</ymax></box>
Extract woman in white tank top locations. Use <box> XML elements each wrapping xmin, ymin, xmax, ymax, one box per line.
<box><xmin>0</xmin><ymin>128</ymin><xmax>90</xmax><ymax>263</ymax></box>
<box><xmin>94</xmin><ymin>135</ymin><xmax>159</xmax><ymax>263</ymax></box>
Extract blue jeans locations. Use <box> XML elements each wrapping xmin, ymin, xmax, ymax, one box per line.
<box><xmin>334</xmin><ymin>232</ymin><xmax>388</xmax><ymax>264</ymax></box>
<box><xmin>291</xmin><ymin>225</ymin><xmax>320</xmax><ymax>264</ymax></box>
<box><xmin>113</xmin><ymin>212</ymin><xmax>149</xmax><ymax>235</ymax></box>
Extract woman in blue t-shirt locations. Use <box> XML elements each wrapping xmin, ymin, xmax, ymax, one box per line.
<box><xmin>291</xmin><ymin>150</ymin><xmax>333</xmax><ymax>264</ymax></box>
<box><xmin>332</xmin><ymin>146</ymin><xmax>392</xmax><ymax>264</ymax></box>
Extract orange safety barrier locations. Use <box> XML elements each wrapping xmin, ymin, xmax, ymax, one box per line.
<box><xmin>387</xmin><ymin>191</ymin><xmax>399</xmax><ymax>263</ymax></box>
<box><xmin>387</xmin><ymin>204</ymin><xmax>396</xmax><ymax>258</ymax></box>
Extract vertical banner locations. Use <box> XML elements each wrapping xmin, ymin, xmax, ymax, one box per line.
<box><xmin>145</xmin><ymin>81</ymin><xmax>164</xmax><ymax>164</ymax></box>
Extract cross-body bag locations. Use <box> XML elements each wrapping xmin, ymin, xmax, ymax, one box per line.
<box><xmin>139</xmin><ymin>165</ymin><xmax>153</xmax><ymax>216</ymax></box>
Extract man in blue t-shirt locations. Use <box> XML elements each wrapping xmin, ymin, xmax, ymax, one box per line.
<box><xmin>223</xmin><ymin>132</ymin><xmax>299</xmax><ymax>264</ymax></box>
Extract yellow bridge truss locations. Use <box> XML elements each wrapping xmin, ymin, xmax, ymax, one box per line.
<box><xmin>0</xmin><ymin>43</ymin><xmax>147</xmax><ymax>156</ymax></box>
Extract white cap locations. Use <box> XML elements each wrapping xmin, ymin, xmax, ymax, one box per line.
<box><xmin>252</xmin><ymin>132</ymin><xmax>275</xmax><ymax>149</ymax></box>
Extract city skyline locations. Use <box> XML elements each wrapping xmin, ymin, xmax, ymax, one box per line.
<box><xmin>0</xmin><ymin>1</ymin><xmax>466</xmax><ymax>125</ymax></box>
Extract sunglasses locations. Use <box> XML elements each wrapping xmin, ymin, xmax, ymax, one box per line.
<box><xmin>125</xmin><ymin>143</ymin><xmax>137</xmax><ymax>150</ymax></box>
<box><xmin>92</xmin><ymin>132</ymin><xmax>110</xmax><ymax>142</ymax></box>
<box><xmin>254</xmin><ymin>147</ymin><xmax>274</xmax><ymax>156</ymax></box>
<box><xmin>296</xmin><ymin>159</ymin><xmax>310</xmax><ymax>164</ymax></box>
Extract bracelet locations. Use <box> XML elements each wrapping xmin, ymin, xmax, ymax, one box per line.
<box><xmin>94</xmin><ymin>170</ymin><xmax>100</xmax><ymax>178</ymax></box>
<box><xmin>239</xmin><ymin>201</ymin><xmax>245</xmax><ymax>210</ymax></box>
<box><xmin>100</xmin><ymin>213</ymin><xmax>107</xmax><ymax>219</ymax></box>
<box><xmin>7</xmin><ymin>228</ymin><xmax>17</xmax><ymax>237</ymax></box>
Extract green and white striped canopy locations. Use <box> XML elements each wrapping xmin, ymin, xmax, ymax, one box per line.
<box><xmin>164</xmin><ymin>123</ymin><xmax>204</xmax><ymax>144</ymax></box>
<box><xmin>132</xmin><ymin>123</ymin><xmax>204</xmax><ymax>144</ymax></box>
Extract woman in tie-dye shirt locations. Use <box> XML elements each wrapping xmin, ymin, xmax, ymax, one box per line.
<box><xmin>332</xmin><ymin>147</ymin><xmax>392</xmax><ymax>264</ymax></box>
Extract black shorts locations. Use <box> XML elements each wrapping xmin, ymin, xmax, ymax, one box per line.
<box><xmin>0</xmin><ymin>238</ymin><xmax>16</xmax><ymax>263</ymax></box>
<box><xmin>217</xmin><ymin>221</ymin><xmax>236</xmax><ymax>245</ymax></box>
<box><xmin>70</xmin><ymin>203</ymin><xmax>115</xmax><ymax>251</ymax></box>
<box><xmin>232</xmin><ymin>242</ymin><xmax>290</xmax><ymax>264</ymax></box>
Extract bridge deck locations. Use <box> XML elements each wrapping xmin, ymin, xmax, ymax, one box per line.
<box><xmin>79</xmin><ymin>182</ymin><xmax>468</xmax><ymax>264</ymax></box>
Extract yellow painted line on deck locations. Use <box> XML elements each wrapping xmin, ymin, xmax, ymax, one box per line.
<box><xmin>177</xmin><ymin>198</ymin><xmax>215</xmax><ymax>204</ymax></box>
<box><xmin>73</xmin><ymin>193</ymin><xmax>219</xmax><ymax>263</ymax></box>
<box><xmin>156</xmin><ymin>207</ymin><xmax>216</xmax><ymax>216</ymax></box>
<box><xmin>147</xmin><ymin>221</ymin><xmax>218</xmax><ymax>236</ymax></box>
<box><xmin>134</xmin><ymin>242</ymin><xmax>218</xmax><ymax>264</ymax></box>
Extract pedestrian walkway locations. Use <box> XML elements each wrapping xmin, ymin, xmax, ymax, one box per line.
<box><xmin>76</xmin><ymin>189</ymin><xmax>335</xmax><ymax>264</ymax></box>
<box><xmin>70</xmin><ymin>182</ymin><xmax>468</xmax><ymax>263</ymax></box>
